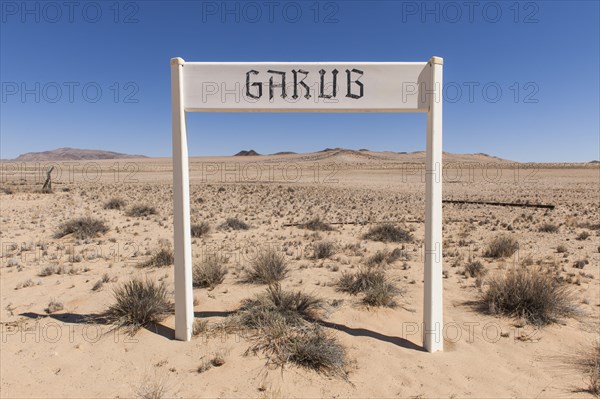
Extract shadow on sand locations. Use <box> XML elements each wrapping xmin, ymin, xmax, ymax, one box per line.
<box><xmin>318</xmin><ymin>319</ymin><xmax>424</xmax><ymax>352</ymax></box>
<box><xmin>19</xmin><ymin>310</ymin><xmax>424</xmax><ymax>351</ymax></box>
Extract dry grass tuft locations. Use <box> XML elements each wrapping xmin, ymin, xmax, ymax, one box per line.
<box><xmin>363</xmin><ymin>223</ymin><xmax>412</xmax><ymax>243</ymax></box>
<box><xmin>54</xmin><ymin>217</ymin><xmax>109</xmax><ymax>240</ymax></box>
<box><xmin>484</xmin><ymin>235</ymin><xmax>519</xmax><ymax>258</ymax></box>
<box><xmin>301</xmin><ymin>217</ymin><xmax>334</xmax><ymax>231</ymax></box>
<box><xmin>104</xmin><ymin>198</ymin><xmax>126</xmax><ymax>210</ymax></box>
<box><xmin>577</xmin><ymin>231</ymin><xmax>591</xmax><ymax>241</ymax></box>
<box><xmin>45</xmin><ymin>299</ymin><xmax>64</xmax><ymax>314</ymax></box>
<box><xmin>463</xmin><ymin>259</ymin><xmax>487</xmax><ymax>278</ymax></box>
<box><xmin>143</xmin><ymin>247</ymin><xmax>174</xmax><ymax>268</ymax></box>
<box><xmin>106</xmin><ymin>278</ymin><xmax>172</xmax><ymax>332</ymax></box>
<box><xmin>337</xmin><ymin>266</ymin><xmax>403</xmax><ymax>307</ymax></box>
<box><xmin>135</xmin><ymin>371</ymin><xmax>171</xmax><ymax>399</ymax></box>
<box><xmin>247</xmin><ymin>322</ymin><xmax>346</xmax><ymax>374</ymax></box>
<box><xmin>582</xmin><ymin>343</ymin><xmax>600</xmax><ymax>396</ymax></box>
<box><xmin>483</xmin><ymin>266</ymin><xmax>579</xmax><ymax>325</ymax></box>
<box><xmin>234</xmin><ymin>285</ymin><xmax>345</xmax><ymax>375</ymax></box>
<box><xmin>539</xmin><ymin>223</ymin><xmax>559</xmax><ymax>233</ymax></box>
<box><xmin>365</xmin><ymin>248</ymin><xmax>404</xmax><ymax>267</ymax></box>
<box><xmin>362</xmin><ymin>276</ymin><xmax>402</xmax><ymax>307</ymax></box>
<box><xmin>219</xmin><ymin>217</ymin><xmax>249</xmax><ymax>230</ymax></box>
<box><xmin>190</xmin><ymin>222</ymin><xmax>211</xmax><ymax>238</ymax></box>
<box><xmin>244</xmin><ymin>248</ymin><xmax>288</xmax><ymax>284</ymax></box>
<box><xmin>236</xmin><ymin>284</ymin><xmax>323</xmax><ymax>328</ymax></box>
<box><xmin>193</xmin><ymin>254</ymin><xmax>227</xmax><ymax>288</ymax></box>
<box><xmin>314</xmin><ymin>240</ymin><xmax>335</xmax><ymax>259</ymax></box>
<box><xmin>126</xmin><ymin>204</ymin><xmax>157</xmax><ymax>217</ymax></box>
<box><xmin>564</xmin><ymin>341</ymin><xmax>600</xmax><ymax>396</ymax></box>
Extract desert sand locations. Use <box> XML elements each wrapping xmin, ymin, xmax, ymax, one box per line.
<box><xmin>1</xmin><ymin>149</ymin><xmax>598</xmax><ymax>398</ymax></box>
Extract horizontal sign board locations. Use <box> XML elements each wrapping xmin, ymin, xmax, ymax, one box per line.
<box><xmin>179</xmin><ymin>62</ymin><xmax>432</xmax><ymax>112</ymax></box>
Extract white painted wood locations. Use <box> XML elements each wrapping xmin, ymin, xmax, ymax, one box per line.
<box><xmin>181</xmin><ymin>62</ymin><xmax>430</xmax><ymax>112</ymax></box>
<box><xmin>171</xmin><ymin>57</ymin><xmax>194</xmax><ymax>341</ymax></box>
<box><xmin>171</xmin><ymin>57</ymin><xmax>444</xmax><ymax>352</ymax></box>
<box><xmin>423</xmin><ymin>56</ymin><xmax>444</xmax><ymax>353</ymax></box>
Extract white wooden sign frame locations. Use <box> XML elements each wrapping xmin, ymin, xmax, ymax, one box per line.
<box><xmin>170</xmin><ymin>57</ymin><xmax>444</xmax><ymax>352</ymax></box>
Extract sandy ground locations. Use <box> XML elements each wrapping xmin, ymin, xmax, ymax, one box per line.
<box><xmin>1</xmin><ymin>150</ymin><xmax>599</xmax><ymax>398</ymax></box>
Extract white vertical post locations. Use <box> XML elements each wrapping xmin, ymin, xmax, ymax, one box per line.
<box><xmin>171</xmin><ymin>57</ymin><xmax>194</xmax><ymax>341</ymax></box>
<box><xmin>423</xmin><ymin>56</ymin><xmax>443</xmax><ymax>353</ymax></box>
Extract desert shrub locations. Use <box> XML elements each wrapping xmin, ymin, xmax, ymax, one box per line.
<box><xmin>246</xmin><ymin>319</ymin><xmax>346</xmax><ymax>375</ymax></box>
<box><xmin>556</xmin><ymin>244</ymin><xmax>568</xmax><ymax>253</ymax></box>
<box><xmin>39</xmin><ymin>265</ymin><xmax>78</xmax><ymax>276</ymax></box>
<box><xmin>143</xmin><ymin>247</ymin><xmax>174</xmax><ymax>268</ymax></box>
<box><xmin>366</xmin><ymin>251</ymin><xmax>388</xmax><ymax>267</ymax></box>
<box><xmin>15</xmin><ymin>279</ymin><xmax>35</xmax><ymax>289</ymax></box>
<box><xmin>588</xmin><ymin>344</ymin><xmax>600</xmax><ymax>397</ymax></box>
<box><xmin>483</xmin><ymin>266</ymin><xmax>579</xmax><ymax>325</ymax></box>
<box><xmin>280</xmin><ymin>325</ymin><xmax>345</xmax><ymax>372</ymax></box>
<box><xmin>45</xmin><ymin>299</ymin><xmax>64</xmax><ymax>314</ymax></box>
<box><xmin>577</xmin><ymin>231</ymin><xmax>591</xmax><ymax>241</ymax></box>
<box><xmin>362</xmin><ymin>276</ymin><xmax>401</xmax><ymax>307</ymax></box>
<box><xmin>386</xmin><ymin>247</ymin><xmax>405</xmax><ymax>263</ymax></box>
<box><xmin>363</xmin><ymin>223</ymin><xmax>412</xmax><ymax>243</ymax></box>
<box><xmin>539</xmin><ymin>223</ymin><xmax>559</xmax><ymax>233</ymax></box>
<box><xmin>484</xmin><ymin>235</ymin><xmax>519</xmax><ymax>258</ymax></box>
<box><xmin>190</xmin><ymin>222</ymin><xmax>210</xmax><ymax>238</ymax></box>
<box><xmin>192</xmin><ymin>254</ymin><xmax>227</xmax><ymax>288</ymax></box>
<box><xmin>106</xmin><ymin>278</ymin><xmax>172</xmax><ymax>331</ymax></box>
<box><xmin>192</xmin><ymin>319</ymin><xmax>208</xmax><ymax>336</ymax></box>
<box><xmin>301</xmin><ymin>217</ymin><xmax>333</xmax><ymax>231</ymax></box>
<box><xmin>104</xmin><ymin>198</ymin><xmax>126</xmax><ymax>210</ymax></box>
<box><xmin>565</xmin><ymin>342</ymin><xmax>600</xmax><ymax>397</ymax></box>
<box><xmin>244</xmin><ymin>248</ymin><xmax>288</xmax><ymax>284</ymax></box>
<box><xmin>581</xmin><ymin>343</ymin><xmax>600</xmax><ymax>378</ymax></box>
<box><xmin>54</xmin><ymin>217</ymin><xmax>109</xmax><ymax>239</ymax></box>
<box><xmin>219</xmin><ymin>217</ymin><xmax>249</xmax><ymax>230</ymax></box>
<box><xmin>135</xmin><ymin>372</ymin><xmax>170</xmax><ymax>399</ymax></box>
<box><xmin>234</xmin><ymin>284</ymin><xmax>345</xmax><ymax>375</ymax></box>
<box><xmin>39</xmin><ymin>265</ymin><xmax>58</xmax><ymax>276</ymax></box>
<box><xmin>127</xmin><ymin>205</ymin><xmax>157</xmax><ymax>217</ymax></box>
<box><xmin>237</xmin><ymin>284</ymin><xmax>323</xmax><ymax>328</ymax></box>
<box><xmin>589</xmin><ymin>371</ymin><xmax>600</xmax><ymax>397</ymax></box>
<box><xmin>337</xmin><ymin>267</ymin><xmax>402</xmax><ymax>307</ymax></box>
<box><xmin>250</xmin><ymin>315</ymin><xmax>345</xmax><ymax>373</ymax></box>
<box><xmin>337</xmin><ymin>267</ymin><xmax>383</xmax><ymax>295</ymax></box>
<box><xmin>463</xmin><ymin>260</ymin><xmax>487</xmax><ymax>278</ymax></box>
<box><xmin>314</xmin><ymin>241</ymin><xmax>335</xmax><ymax>259</ymax></box>
<box><xmin>366</xmin><ymin>248</ymin><xmax>404</xmax><ymax>267</ymax></box>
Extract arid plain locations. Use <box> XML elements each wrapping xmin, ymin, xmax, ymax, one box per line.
<box><xmin>1</xmin><ymin>149</ymin><xmax>599</xmax><ymax>398</ymax></box>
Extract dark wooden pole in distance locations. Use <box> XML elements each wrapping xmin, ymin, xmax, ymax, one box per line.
<box><xmin>442</xmin><ymin>199</ymin><xmax>554</xmax><ymax>210</ymax></box>
<box><xmin>42</xmin><ymin>166</ymin><xmax>54</xmax><ymax>192</ymax></box>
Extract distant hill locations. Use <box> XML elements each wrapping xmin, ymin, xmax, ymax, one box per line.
<box><xmin>234</xmin><ymin>150</ymin><xmax>261</xmax><ymax>156</ymax></box>
<box><xmin>272</xmin><ymin>151</ymin><xmax>297</xmax><ymax>155</ymax></box>
<box><xmin>13</xmin><ymin>147</ymin><xmax>147</xmax><ymax>162</ymax></box>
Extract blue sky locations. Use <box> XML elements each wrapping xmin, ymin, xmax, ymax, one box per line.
<box><xmin>1</xmin><ymin>0</ymin><xmax>598</xmax><ymax>162</ymax></box>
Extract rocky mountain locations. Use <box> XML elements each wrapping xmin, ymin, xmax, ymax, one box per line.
<box><xmin>13</xmin><ymin>147</ymin><xmax>147</xmax><ymax>162</ymax></box>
